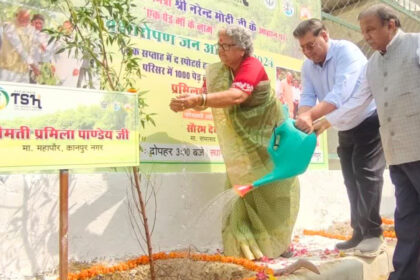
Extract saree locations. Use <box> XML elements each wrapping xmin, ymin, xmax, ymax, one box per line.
<box><xmin>206</xmin><ymin>61</ymin><xmax>300</xmax><ymax>260</ymax></box>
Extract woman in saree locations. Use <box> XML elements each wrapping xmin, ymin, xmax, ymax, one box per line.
<box><xmin>169</xmin><ymin>25</ymin><xmax>300</xmax><ymax>261</ymax></box>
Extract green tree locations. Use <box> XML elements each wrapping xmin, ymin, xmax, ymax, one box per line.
<box><xmin>44</xmin><ymin>0</ymin><xmax>157</xmax><ymax>279</ymax></box>
<box><xmin>45</xmin><ymin>0</ymin><xmax>141</xmax><ymax>91</ymax></box>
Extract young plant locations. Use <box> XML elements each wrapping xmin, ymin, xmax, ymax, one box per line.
<box><xmin>45</xmin><ymin>0</ymin><xmax>156</xmax><ymax>279</ymax></box>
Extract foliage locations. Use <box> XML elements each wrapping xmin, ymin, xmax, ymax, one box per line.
<box><xmin>44</xmin><ymin>0</ymin><xmax>155</xmax><ymax>130</ymax></box>
<box><xmin>35</xmin><ymin>63</ymin><xmax>59</xmax><ymax>85</ymax></box>
<box><xmin>45</xmin><ymin>0</ymin><xmax>138</xmax><ymax>91</ymax></box>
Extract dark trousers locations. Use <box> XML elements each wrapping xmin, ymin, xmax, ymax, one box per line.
<box><xmin>337</xmin><ymin>111</ymin><xmax>386</xmax><ymax>239</ymax></box>
<box><xmin>388</xmin><ymin>161</ymin><xmax>420</xmax><ymax>280</ymax></box>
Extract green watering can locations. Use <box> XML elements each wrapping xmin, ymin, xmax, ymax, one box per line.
<box><xmin>234</xmin><ymin>106</ymin><xmax>317</xmax><ymax>197</ymax></box>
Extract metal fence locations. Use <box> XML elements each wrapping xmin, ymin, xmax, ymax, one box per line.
<box><xmin>322</xmin><ymin>0</ymin><xmax>420</xmax><ymax>56</ymax></box>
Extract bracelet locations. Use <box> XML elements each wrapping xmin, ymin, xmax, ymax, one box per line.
<box><xmin>198</xmin><ymin>94</ymin><xmax>204</xmax><ymax>107</ymax></box>
<box><xmin>201</xmin><ymin>93</ymin><xmax>207</xmax><ymax>107</ymax></box>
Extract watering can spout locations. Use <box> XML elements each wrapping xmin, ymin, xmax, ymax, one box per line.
<box><xmin>233</xmin><ymin>112</ymin><xmax>317</xmax><ymax>197</ymax></box>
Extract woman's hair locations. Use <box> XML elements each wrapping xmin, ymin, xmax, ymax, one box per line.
<box><xmin>358</xmin><ymin>4</ymin><xmax>401</xmax><ymax>28</ymax></box>
<box><xmin>219</xmin><ymin>25</ymin><xmax>254</xmax><ymax>57</ymax></box>
<box><xmin>293</xmin><ymin>18</ymin><xmax>326</xmax><ymax>38</ymax></box>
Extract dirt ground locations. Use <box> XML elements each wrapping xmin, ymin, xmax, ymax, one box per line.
<box><xmin>70</xmin><ymin>258</ymin><xmax>256</xmax><ymax>280</ymax></box>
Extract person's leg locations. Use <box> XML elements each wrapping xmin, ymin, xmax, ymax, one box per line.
<box><xmin>350</xmin><ymin>113</ymin><xmax>386</xmax><ymax>257</ymax></box>
<box><xmin>335</xmin><ymin>130</ymin><xmax>362</xmax><ymax>250</ymax></box>
<box><xmin>353</xmin><ymin>112</ymin><xmax>385</xmax><ymax>239</ymax></box>
<box><xmin>388</xmin><ymin>161</ymin><xmax>420</xmax><ymax>280</ymax></box>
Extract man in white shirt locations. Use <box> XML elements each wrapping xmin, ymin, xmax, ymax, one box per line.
<box><xmin>293</xmin><ymin>19</ymin><xmax>386</xmax><ymax>256</ymax></box>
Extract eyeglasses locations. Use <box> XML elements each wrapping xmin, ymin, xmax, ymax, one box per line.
<box><xmin>217</xmin><ymin>43</ymin><xmax>236</xmax><ymax>52</ymax></box>
<box><xmin>300</xmin><ymin>39</ymin><xmax>318</xmax><ymax>53</ymax></box>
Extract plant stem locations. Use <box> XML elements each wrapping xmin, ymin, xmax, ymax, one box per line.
<box><xmin>132</xmin><ymin>166</ymin><xmax>156</xmax><ymax>280</ymax></box>
<box><xmin>92</xmin><ymin>0</ymin><xmax>116</xmax><ymax>90</ymax></box>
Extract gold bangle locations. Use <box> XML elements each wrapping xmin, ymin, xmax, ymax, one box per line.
<box><xmin>202</xmin><ymin>93</ymin><xmax>207</xmax><ymax>107</ymax></box>
<box><xmin>199</xmin><ymin>94</ymin><xmax>204</xmax><ymax>106</ymax></box>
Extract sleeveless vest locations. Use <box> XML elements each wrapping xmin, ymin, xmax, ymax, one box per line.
<box><xmin>366</xmin><ymin>31</ymin><xmax>420</xmax><ymax>165</ymax></box>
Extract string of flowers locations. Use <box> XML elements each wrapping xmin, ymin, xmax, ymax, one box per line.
<box><xmin>61</xmin><ymin>252</ymin><xmax>275</xmax><ymax>280</ymax></box>
<box><xmin>381</xmin><ymin>217</ymin><xmax>394</xmax><ymax>225</ymax></box>
<box><xmin>302</xmin><ymin>229</ymin><xmax>396</xmax><ymax>240</ymax></box>
<box><xmin>302</xmin><ymin>230</ymin><xmax>350</xmax><ymax>241</ymax></box>
<box><xmin>303</xmin><ymin>218</ymin><xmax>396</xmax><ymax>240</ymax></box>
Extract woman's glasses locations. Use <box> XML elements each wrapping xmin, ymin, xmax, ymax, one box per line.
<box><xmin>217</xmin><ymin>43</ymin><xmax>236</xmax><ymax>52</ymax></box>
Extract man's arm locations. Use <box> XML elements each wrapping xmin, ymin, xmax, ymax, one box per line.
<box><xmin>310</xmin><ymin>67</ymin><xmax>373</xmax><ymax>136</ymax></box>
<box><xmin>296</xmin><ymin>101</ymin><xmax>336</xmax><ymax>133</ymax></box>
<box><xmin>295</xmin><ymin>65</ymin><xmax>318</xmax><ymax>132</ymax></box>
<box><xmin>325</xmin><ymin>69</ymin><xmax>373</xmax><ymax>128</ymax></box>
<box><xmin>296</xmin><ymin>43</ymin><xmax>366</xmax><ymax>133</ymax></box>
<box><xmin>298</xmin><ymin>63</ymin><xmax>318</xmax><ymax>110</ymax></box>
<box><xmin>297</xmin><ymin>106</ymin><xmax>312</xmax><ymax>115</ymax></box>
<box><xmin>321</xmin><ymin>44</ymin><xmax>367</xmax><ymax>109</ymax></box>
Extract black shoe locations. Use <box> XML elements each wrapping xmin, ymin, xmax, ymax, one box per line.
<box><xmin>335</xmin><ymin>236</ymin><xmax>362</xmax><ymax>250</ymax></box>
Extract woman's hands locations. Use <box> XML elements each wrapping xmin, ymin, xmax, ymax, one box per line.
<box><xmin>170</xmin><ymin>88</ymin><xmax>249</xmax><ymax>111</ymax></box>
<box><xmin>169</xmin><ymin>94</ymin><xmax>201</xmax><ymax>112</ymax></box>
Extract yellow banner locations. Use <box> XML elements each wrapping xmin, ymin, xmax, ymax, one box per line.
<box><xmin>0</xmin><ymin>82</ymin><xmax>139</xmax><ymax>171</ymax></box>
<box><xmin>130</xmin><ymin>0</ymin><xmax>327</xmax><ymax>168</ymax></box>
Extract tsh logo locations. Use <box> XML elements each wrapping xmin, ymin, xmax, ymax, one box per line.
<box><xmin>11</xmin><ymin>92</ymin><xmax>42</xmax><ymax>109</ymax></box>
<box><xmin>0</xmin><ymin>87</ymin><xmax>9</xmax><ymax>110</ymax></box>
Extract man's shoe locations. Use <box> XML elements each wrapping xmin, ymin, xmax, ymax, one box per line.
<box><xmin>353</xmin><ymin>236</ymin><xmax>386</xmax><ymax>258</ymax></box>
<box><xmin>335</xmin><ymin>235</ymin><xmax>362</xmax><ymax>251</ymax></box>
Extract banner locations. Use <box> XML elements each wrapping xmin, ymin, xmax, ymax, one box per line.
<box><xmin>132</xmin><ymin>0</ymin><xmax>327</xmax><ymax>169</ymax></box>
<box><xmin>0</xmin><ymin>82</ymin><xmax>139</xmax><ymax>171</ymax></box>
<box><xmin>0</xmin><ymin>0</ymin><xmax>327</xmax><ymax>172</ymax></box>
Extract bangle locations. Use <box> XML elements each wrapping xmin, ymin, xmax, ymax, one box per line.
<box><xmin>198</xmin><ymin>94</ymin><xmax>204</xmax><ymax>107</ymax></box>
<box><xmin>202</xmin><ymin>93</ymin><xmax>207</xmax><ymax>107</ymax></box>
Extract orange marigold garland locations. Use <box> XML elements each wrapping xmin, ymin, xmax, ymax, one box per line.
<box><xmin>303</xmin><ymin>218</ymin><xmax>396</xmax><ymax>240</ymax></box>
<box><xmin>303</xmin><ymin>229</ymin><xmax>396</xmax><ymax>240</ymax></box>
<box><xmin>381</xmin><ymin>217</ymin><xmax>394</xmax><ymax>225</ymax></box>
<box><xmin>62</xmin><ymin>252</ymin><xmax>274</xmax><ymax>280</ymax></box>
